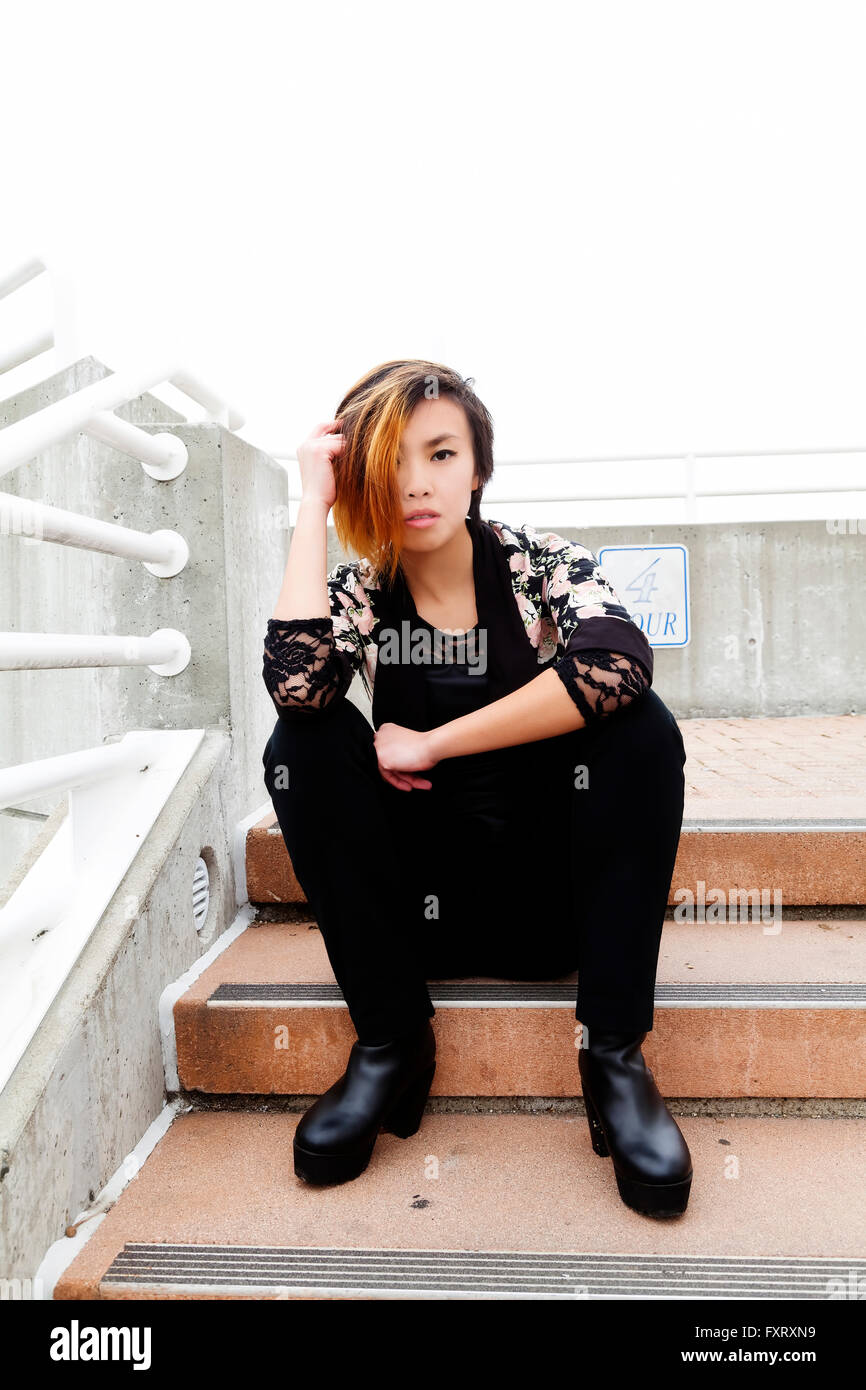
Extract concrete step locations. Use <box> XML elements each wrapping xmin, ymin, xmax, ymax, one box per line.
<box><xmin>173</xmin><ymin>917</ymin><xmax>866</xmax><ymax>1098</ymax></box>
<box><xmin>53</xmin><ymin>1108</ymin><xmax>866</xmax><ymax>1300</ymax></box>
<box><xmin>248</xmin><ymin>713</ymin><xmax>866</xmax><ymax>907</ymax></box>
<box><xmin>247</xmin><ymin>812</ymin><xmax>866</xmax><ymax>907</ymax></box>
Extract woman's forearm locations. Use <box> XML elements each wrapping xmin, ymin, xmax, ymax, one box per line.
<box><xmin>270</xmin><ymin>496</ymin><xmax>332</xmax><ymax>622</ymax></box>
<box><xmin>427</xmin><ymin>667</ymin><xmax>587</xmax><ymax>760</ymax></box>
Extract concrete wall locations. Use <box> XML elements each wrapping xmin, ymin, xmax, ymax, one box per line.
<box><xmin>1</xmin><ymin>356</ymin><xmax>290</xmax><ymax>886</ymax></box>
<box><xmin>0</xmin><ymin>356</ymin><xmax>290</xmax><ymax>1277</ymax></box>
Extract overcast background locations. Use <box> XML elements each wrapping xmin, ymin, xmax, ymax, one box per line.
<box><xmin>2</xmin><ymin>0</ymin><xmax>865</xmax><ymax>529</ymax></box>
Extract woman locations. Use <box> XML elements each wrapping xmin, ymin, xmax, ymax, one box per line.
<box><xmin>261</xmin><ymin>360</ymin><xmax>691</xmax><ymax>1218</ymax></box>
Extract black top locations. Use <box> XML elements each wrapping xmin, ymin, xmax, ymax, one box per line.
<box><xmin>409</xmin><ymin>611</ymin><xmax>540</xmax><ymax>851</ymax></box>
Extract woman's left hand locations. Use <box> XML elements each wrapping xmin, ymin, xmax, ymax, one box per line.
<box><xmin>373</xmin><ymin>722</ymin><xmax>439</xmax><ymax>792</ymax></box>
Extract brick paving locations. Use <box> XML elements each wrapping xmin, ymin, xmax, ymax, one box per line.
<box><xmin>680</xmin><ymin>713</ymin><xmax>866</xmax><ymax>820</ymax></box>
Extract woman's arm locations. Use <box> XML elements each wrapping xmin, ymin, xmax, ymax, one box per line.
<box><xmin>428</xmin><ymin>667</ymin><xmax>583</xmax><ymax>760</ymax></box>
<box><xmin>271</xmin><ymin>495</ymin><xmax>331</xmax><ymax>621</ymax></box>
<box><xmin>263</xmin><ymin>498</ymin><xmax>367</xmax><ymax>718</ymax></box>
<box><xmin>426</xmin><ymin>650</ymin><xmax>649</xmax><ymax>760</ymax></box>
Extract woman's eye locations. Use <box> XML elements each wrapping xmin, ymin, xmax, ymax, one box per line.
<box><xmin>432</xmin><ymin>449</ymin><xmax>455</xmax><ymax>462</ymax></box>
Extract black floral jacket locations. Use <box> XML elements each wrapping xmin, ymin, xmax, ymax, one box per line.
<box><xmin>262</xmin><ymin>519</ymin><xmax>654</xmax><ymax>725</ymax></box>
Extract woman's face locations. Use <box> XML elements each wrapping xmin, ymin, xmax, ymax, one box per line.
<box><xmin>396</xmin><ymin>395</ymin><xmax>480</xmax><ymax>553</ymax></box>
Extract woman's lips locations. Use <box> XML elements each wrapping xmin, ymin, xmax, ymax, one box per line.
<box><xmin>405</xmin><ymin>514</ymin><xmax>440</xmax><ymax>528</ymax></box>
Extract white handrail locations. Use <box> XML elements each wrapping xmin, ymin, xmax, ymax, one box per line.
<box><xmin>0</xmin><ymin>728</ymin><xmax>206</xmax><ymax>1096</ymax></box>
<box><xmin>267</xmin><ymin>443</ymin><xmax>866</xmax><ymax>466</ymax></box>
<box><xmin>1</xmin><ymin>253</ymin><xmax>243</xmax><ymax>458</ymax></box>
<box><xmin>80</xmin><ymin>411</ymin><xmax>189</xmax><ymax>481</ymax></box>
<box><xmin>0</xmin><ymin>489</ymin><xmax>189</xmax><ymax>574</ymax></box>
<box><xmin>0</xmin><ymin>253</ymin><xmax>46</xmax><ymax>301</ymax></box>
<box><xmin>476</xmin><ymin>480</ymin><xmax>866</xmax><ymax>504</ymax></box>
<box><xmin>0</xmin><ymin>629</ymin><xmax>191</xmax><ymax>680</ymax></box>
<box><xmin>0</xmin><ymin>360</ymin><xmax>244</xmax><ymax>479</ymax></box>
<box><xmin>0</xmin><ymin>328</ymin><xmax>54</xmax><ymax>377</ymax></box>
<box><xmin>267</xmin><ymin>446</ymin><xmax>866</xmax><ymax>508</ymax></box>
<box><xmin>284</xmin><ymin>478</ymin><xmax>866</xmax><ymax>505</ymax></box>
<box><xmin>0</xmin><ymin>252</ymin><xmax>239</xmax><ymax>1093</ymax></box>
<box><xmin>0</xmin><ymin>251</ymin><xmax>77</xmax><ymax>367</ymax></box>
<box><xmin>0</xmin><ymin>733</ymin><xmax>155</xmax><ymax>811</ymax></box>
<box><xmin>169</xmin><ymin>368</ymin><xmax>242</xmax><ymax>429</ymax></box>
<box><xmin>484</xmin><ymin>444</ymin><xmax>866</xmax><ymax>466</ymax></box>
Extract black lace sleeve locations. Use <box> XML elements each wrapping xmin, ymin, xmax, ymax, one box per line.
<box><xmin>552</xmin><ymin>647</ymin><xmax>651</xmax><ymax>723</ymax></box>
<box><xmin>262</xmin><ymin>616</ymin><xmax>357</xmax><ymax>716</ymax></box>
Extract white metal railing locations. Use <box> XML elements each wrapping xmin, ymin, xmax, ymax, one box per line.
<box><xmin>0</xmin><ymin>252</ymin><xmax>75</xmax><ymax>370</ymax></box>
<box><xmin>0</xmin><ymin>629</ymin><xmax>191</xmax><ymax>677</ymax></box>
<box><xmin>0</xmin><ymin>254</ymin><xmax>50</xmax><ymax>298</ymax></box>
<box><xmin>0</xmin><ymin>327</ymin><xmax>54</xmax><ymax>377</ymax></box>
<box><xmin>0</xmin><ymin>730</ymin><xmax>205</xmax><ymax>1095</ymax></box>
<box><xmin>0</xmin><ymin>357</ymin><xmax>243</xmax><ymax>482</ymax></box>
<box><xmin>1</xmin><ymin>253</ymin><xmax>243</xmax><ymax>479</ymax></box>
<box><xmin>268</xmin><ymin>446</ymin><xmax>866</xmax><ymax>523</ymax></box>
<box><xmin>0</xmin><ymin>251</ymin><xmax>254</xmax><ymax>1094</ymax></box>
<box><xmin>0</xmin><ymin>250</ymin><xmax>247</xmax><ymax>699</ymax></box>
<box><xmin>0</xmin><ymin>250</ymin><xmax>241</xmax><ymax>813</ymax></box>
<box><xmin>0</xmin><ymin>489</ymin><xmax>189</xmax><ymax>575</ymax></box>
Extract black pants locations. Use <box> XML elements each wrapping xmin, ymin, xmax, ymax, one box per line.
<box><xmin>262</xmin><ymin>687</ymin><xmax>687</xmax><ymax>1044</ymax></box>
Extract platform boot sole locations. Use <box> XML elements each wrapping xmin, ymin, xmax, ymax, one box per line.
<box><xmin>583</xmin><ymin>1086</ymin><xmax>692</xmax><ymax>1217</ymax></box>
<box><xmin>293</xmin><ymin>1063</ymin><xmax>436</xmax><ymax>1186</ymax></box>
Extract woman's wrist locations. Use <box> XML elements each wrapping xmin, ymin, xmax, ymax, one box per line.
<box><xmin>297</xmin><ymin>493</ymin><xmax>332</xmax><ymax>518</ymax></box>
<box><xmin>271</xmin><ymin>494</ymin><xmax>332</xmax><ymax>622</ymax></box>
<box><xmin>426</xmin><ymin>724</ymin><xmax>451</xmax><ymax>762</ymax></box>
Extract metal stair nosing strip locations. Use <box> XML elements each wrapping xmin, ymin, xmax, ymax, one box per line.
<box><xmin>98</xmin><ymin>1244</ymin><xmax>866</xmax><ymax>1300</ymax></box>
<box><xmin>680</xmin><ymin>819</ymin><xmax>866</xmax><ymax>831</ymax></box>
<box><xmin>206</xmin><ymin>981</ymin><xmax>866</xmax><ymax>1009</ymax></box>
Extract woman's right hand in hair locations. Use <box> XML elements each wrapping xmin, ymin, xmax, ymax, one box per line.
<box><xmin>296</xmin><ymin>419</ymin><xmax>345</xmax><ymax>510</ymax></box>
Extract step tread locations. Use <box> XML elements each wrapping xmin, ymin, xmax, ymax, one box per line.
<box><xmin>172</xmin><ymin>920</ymin><xmax>866</xmax><ymax>1098</ymax></box>
<box><xmin>53</xmin><ymin>1110</ymin><xmax>866</xmax><ymax>1300</ymax></box>
<box><xmin>183</xmin><ymin>918</ymin><xmax>866</xmax><ymax>1001</ymax></box>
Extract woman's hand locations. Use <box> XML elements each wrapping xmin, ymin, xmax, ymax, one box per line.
<box><xmin>296</xmin><ymin>418</ymin><xmax>345</xmax><ymax>510</ymax></box>
<box><xmin>373</xmin><ymin>722</ymin><xmax>439</xmax><ymax>791</ymax></box>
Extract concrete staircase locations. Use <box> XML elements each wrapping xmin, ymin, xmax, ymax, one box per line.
<box><xmin>54</xmin><ymin>712</ymin><xmax>866</xmax><ymax>1300</ymax></box>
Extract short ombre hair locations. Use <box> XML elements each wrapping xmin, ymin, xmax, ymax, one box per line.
<box><xmin>331</xmin><ymin>359</ymin><xmax>495</xmax><ymax>587</ymax></box>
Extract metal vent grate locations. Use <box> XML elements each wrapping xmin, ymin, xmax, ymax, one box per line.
<box><xmin>192</xmin><ymin>856</ymin><xmax>210</xmax><ymax>933</ymax></box>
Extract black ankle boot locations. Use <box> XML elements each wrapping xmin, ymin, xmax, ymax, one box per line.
<box><xmin>293</xmin><ymin>1019</ymin><xmax>436</xmax><ymax>1186</ymax></box>
<box><xmin>578</xmin><ymin>1028</ymin><xmax>693</xmax><ymax>1217</ymax></box>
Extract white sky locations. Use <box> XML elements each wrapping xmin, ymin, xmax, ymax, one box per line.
<box><xmin>2</xmin><ymin>0</ymin><xmax>865</xmax><ymax>528</ymax></box>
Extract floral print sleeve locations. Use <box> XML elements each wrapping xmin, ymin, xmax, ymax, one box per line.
<box><xmin>521</xmin><ymin>524</ymin><xmax>654</xmax><ymax>721</ymax></box>
<box><xmin>262</xmin><ymin>561</ymin><xmax>373</xmax><ymax>717</ymax></box>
